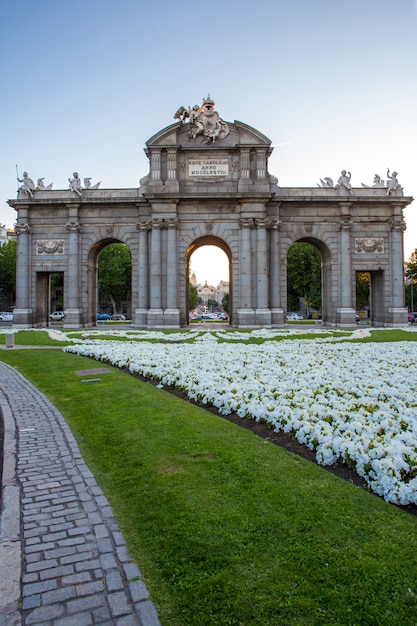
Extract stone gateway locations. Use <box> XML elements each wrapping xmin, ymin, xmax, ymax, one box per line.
<box><xmin>9</xmin><ymin>97</ymin><xmax>413</xmax><ymax>329</ymax></box>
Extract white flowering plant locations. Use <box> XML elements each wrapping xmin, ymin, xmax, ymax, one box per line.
<box><xmin>56</xmin><ymin>327</ymin><xmax>417</xmax><ymax>505</ymax></box>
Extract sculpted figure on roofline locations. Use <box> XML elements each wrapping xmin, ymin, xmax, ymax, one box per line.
<box><xmin>174</xmin><ymin>95</ymin><xmax>230</xmax><ymax>145</ymax></box>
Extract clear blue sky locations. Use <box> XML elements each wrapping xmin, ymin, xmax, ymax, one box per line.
<box><xmin>1</xmin><ymin>0</ymin><xmax>416</xmax><ymax>285</ymax></box>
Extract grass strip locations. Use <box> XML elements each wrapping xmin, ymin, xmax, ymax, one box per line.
<box><xmin>1</xmin><ymin>348</ymin><xmax>417</xmax><ymax>625</ymax></box>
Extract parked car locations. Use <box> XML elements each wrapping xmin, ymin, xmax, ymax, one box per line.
<box><xmin>110</xmin><ymin>313</ymin><xmax>126</xmax><ymax>320</ymax></box>
<box><xmin>50</xmin><ymin>311</ymin><xmax>65</xmax><ymax>321</ymax></box>
<box><xmin>286</xmin><ymin>313</ymin><xmax>304</xmax><ymax>321</ymax></box>
<box><xmin>97</xmin><ymin>312</ymin><xmax>110</xmax><ymax>320</ymax></box>
<box><xmin>0</xmin><ymin>312</ymin><xmax>13</xmax><ymax>321</ymax></box>
<box><xmin>408</xmin><ymin>313</ymin><xmax>417</xmax><ymax>323</ymax></box>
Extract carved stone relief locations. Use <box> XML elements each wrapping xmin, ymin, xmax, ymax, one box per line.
<box><xmin>36</xmin><ymin>240</ymin><xmax>65</xmax><ymax>255</ymax></box>
<box><xmin>355</xmin><ymin>238</ymin><xmax>384</xmax><ymax>253</ymax></box>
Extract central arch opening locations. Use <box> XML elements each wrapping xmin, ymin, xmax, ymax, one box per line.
<box><xmin>186</xmin><ymin>237</ymin><xmax>231</xmax><ymax>324</ymax></box>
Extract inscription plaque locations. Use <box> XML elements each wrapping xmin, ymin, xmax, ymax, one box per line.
<box><xmin>188</xmin><ymin>159</ymin><xmax>229</xmax><ymax>177</ymax></box>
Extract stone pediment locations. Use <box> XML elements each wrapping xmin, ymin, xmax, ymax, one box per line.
<box><xmin>145</xmin><ymin>120</ymin><xmax>272</xmax><ymax>151</ymax></box>
<box><xmin>141</xmin><ymin>99</ymin><xmax>276</xmax><ymax>195</ymax></box>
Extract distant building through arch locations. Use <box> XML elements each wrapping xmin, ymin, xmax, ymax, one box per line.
<box><xmin>9</xmin><ymin>97</ymin><xmax>413</xmax><ymax>329</ymax></box>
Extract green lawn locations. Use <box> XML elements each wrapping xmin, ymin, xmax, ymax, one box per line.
<box><xmin>1</xmin><ymin>346</ymin><xmax>417</xmax><ymax>625</ymax></box>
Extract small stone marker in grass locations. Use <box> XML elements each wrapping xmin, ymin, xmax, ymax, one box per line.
<box><xmin>76</xmin><ymin>368</ymin><xmax>111</xmax><ymax>376</ymax></box>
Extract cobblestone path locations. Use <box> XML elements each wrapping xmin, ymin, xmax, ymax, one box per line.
<box><xmin>0</xmin><ymin>361</ymin><xmax>161</xmax><ymax>626</ymax></box>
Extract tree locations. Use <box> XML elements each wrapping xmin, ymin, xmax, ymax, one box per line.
<box><xmin>0</xmin><ymin>239</ymin><xmax>16</xmax><ymax>308</ymax></box>
<box><xmin>98</xmin><ymin>243</ymin><xmax>131</xmax><ymax>313</ymax></box>
<box><xmin>222</xmin><ymin>293</ymin><xmax>229</xmax><ymax>313</ymax></box>
<box><xmin>287</xmin><ymin>243</ymin><xmax>321</xmax><ymax>312</ymax></box>
<box><xmin>356</xmin><ymin>272</ymin><xmax>370</xmax><ymax>310</ymax></box>
<box><xmin>405</xmin><ymin>249</ymin><xmax>417</xmax><ymax>311</ymax></box>
<box><xmin>189</xmin><ymin>283</ymin><xmax>198</xmax><ymax>310</ymax></box>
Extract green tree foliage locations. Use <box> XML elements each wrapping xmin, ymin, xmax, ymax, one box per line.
<box><xmin>356</xmin><ymin>272</ymin><xmax>370</xmax><ymax>310</ymax></box>
<box><xmin>287</xmin><ymin>243</ymin><xmax>321</xmax><ymax>312</ymax></box>
<box><xmin>0</xmin><ymin>239</ymin><xmax>16</xmax><ymax>307</ymax></box>
<box><xmin>98</xmin><ymin>243</ymin><xmax>131</xmax><ymax>313</ymax></box>
<box><xmin>189</xmin><ymin>283</ymin><xmax>198</xmax><ymax>310</ymax></box>
<box><xmin>405</xmin><ymin>249</ymin><xmax>417</xmax><ymax>310</ymax></box>
<box><xmin>222</xmin><ymin>293</ymin><xmax>229</xmax><ymax>313</ymax></box>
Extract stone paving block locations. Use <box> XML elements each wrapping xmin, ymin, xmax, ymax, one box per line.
<box><xmin>22</xmin><ymin>579</ymin><xmax>57</xmax><ymax>597</ymax></box>
<box><xmin>67</xmin><ymin>593</ymin><xmax>105</xmax><ymax>614</ymax></box>
<box><xmin>41</xmin><ymin>585</ymin><xmax>76</xmax><ymax>605</ymax></box>
<box><xmin>55</xmin><ymin>613</ymin><xmax>94</xmax><ymax>626</ymax></box>
<box><xmin>75</xmin><ymin>558</ymin><xmax>101</xmax><ymax>572</ymax></box>
<box><xmin>75</xmin><ymin>580</ymin><xmax>105</xmax><ymax>596</ymax></box>
<box><xmin>123</xmin><ymin>562</ymin><xmax>142</xmax><ymax>581</ymax></box>
<box><xmin>135</xmin><ymin>600</ymin><xmax>162</xmax><ymax>626</ymax></box>
<box><xmin>24</xmin><ymin>602</ymin><xmax>65</xmax><ymax>624</ymax></box>
<box><xmin>61</xmin><ymin>571</ymin><xmax>92</xmax><ymax>586</ymax></box>
<box><xmin>40</xmin><ymin>563</ymin><xmax>76</xmax><ymax>581</ymax></box>
<box><xmin>128</xmin><ymin>580</ymin><xmax>149</xmax><ymax>604</ymax></box>
<box><xmin>21</xmin><ymin>594</ymin><xmax>41</xmax><ymax>610</ymax></box>
<box><xmin>108</xmin><ymin>591</ymin><xmax>131</xmax><ymax>618</ymax></box>
<box><xmin>106</xmin><ymin>570</ymin><xmax>124</xmax><ymax>591</ymax></box>
<box><xmin>100</xmin><ymin>552</ymin><xmax>118</xmax><ymax>571</ymax></box>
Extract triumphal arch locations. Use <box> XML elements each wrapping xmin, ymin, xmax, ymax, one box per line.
<box><xmin>9</xmin><ymin>97</ymin><xmax>413</xmax><ymax>329</ymax></box>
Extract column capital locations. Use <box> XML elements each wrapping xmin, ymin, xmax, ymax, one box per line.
<box><xmin>239</xmin><ymin>218</ymin><xmax>254</xmax><ymax>229</ymax></box>
<box><xmin>390</xmin><ymin>218</ymin><xmax>406</xmax><ymax>232</ymax></box>
<box><xmin>150</xmin><ymin>219</ymin><xmax>163</xmax><ymax>229</ymax></box>
<box><xmin>15</xmin><ymin>223</ymin><xmax>30</xmax><ymax>235</ymax></box>
<box><xmin>255</xmin><ymin>218</ymin><xmax>269</xmax><ymax>229</ymax></box>
<box><xmin>339</xmin><ymin>219</ymin><xmax>353</xmax><ymax>231</ymax></box>
<box><xmin>136</xmin><ymin>220</ymin><xmax>151</xmax><ymax>231</ymax></box>
<box><xmin>66</xmin><ymin>221</ymin><xmax>81</xmax><ymax>232</ymax></box>
<box><xmin>166</xmin><ymin>218</ymin><xmax>178</xmax><ymax>229</ymax></box>
<box><xmin>268</xmin><ymin>218</ymin><xmax>281</xmax><ymax>230</ymax></box>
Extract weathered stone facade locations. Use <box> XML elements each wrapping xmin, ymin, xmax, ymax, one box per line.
<box><xmin>8</xmin><ymin>102</ymin><xmax>413</xmax><ymax>329</ymax></box>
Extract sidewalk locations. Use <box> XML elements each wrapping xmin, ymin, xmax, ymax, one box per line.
<box><xmin>0</xmin><ymin>360</ymin><xmax>161</xmax><ymax>626</ymax></box>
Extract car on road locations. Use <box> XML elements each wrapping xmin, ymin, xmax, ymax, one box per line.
<box><xmin>97</xmin><ymin>312</ymin><xmax>110</xmax><ymax>320</ymax></box>
<box><xmin>50</xmin><ymin>311</ymin><xmax>65</xmax><ymax>321</ymax></box>
<box><xmin>286</xmin><ymin>313</ymin><xmax>304</xmax><ymax>321</ymax></box>
<box><xmin>0</xmin><ymin>312</ymin><xmax>13</xmax><ymax>321</ymax></box>
<box><xmin>110</xmin><ymin>313</ymin><xmax>126</xmax><ymax>320</ymax></box>
<box><xmin>408</xmin><ymin>313</ymin><xmax>417</xmax><ymax>323</ymax></box>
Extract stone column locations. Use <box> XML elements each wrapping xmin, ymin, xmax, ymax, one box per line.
<box><xmin>237</xmin><ymin>218</ymin><xmax>254</xmax><ymax>326</ymax></box>
<box><xmin>255</xmin><ymin>149</ymin><xmax>266</xmax><ymax>179</ymax></box>
<box><xmin>255</xmin><ymin>218</ymin><xmax>271</xmax><ymax>325</ymax></box>
<box><xmin>165</xmin><ymin>218</ymin><xmax>180</xmax><ymax>326</ymax></box>
<box><xmin>389</xmin><ymin>212</ymin><xmax>407</xmax><ymax>325</ymax></box>
<box><xmin>269</xmin><ymin>217</ymin><xmax>284</xmax><ymax>325</ymax></box>
<box><xmin>65</xmin><ymin>207</ymin><xmax>82</xmax><ymax>328</ymax></box>
<box><xmin>150</xmin><ymin>150</ymin><xmax>161</xmax><ymax>181</ymax></box>
<box><xmin>148</xmin><ymin>219</ymin><xmax>164</xmax><ymax>326</ymax></box>
<box><xmin>165</xmin><ymin>150</ymin><xmax>180</xmax><ymax>193</ymax></box>
<box><xmin>337</xmin><ymin>207</ymin><xmax>356</xmax><ymax>326</ymax></box>
<box><xmin>14</xmin><ymin>219</ymin><xmax>32</xmax><ymax>327</ymax></box>
<box><xmin>135</xmin><ymin>221</ymin><xmax>150</xmax><ymax>327</ymax></box>
<box><xmin>238</xmin><ymin>149</ymin><xmax>251</xmax><ymax>192</ymax></box>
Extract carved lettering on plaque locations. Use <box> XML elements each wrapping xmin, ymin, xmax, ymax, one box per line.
<box><xmin>188</xmin><ymin>159</ymin><xmax>229</xmax><ymax>177</ymax></box>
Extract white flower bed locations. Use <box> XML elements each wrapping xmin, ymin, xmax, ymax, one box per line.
<box><xmin>62</xmin><ymin>332</ymin><xmax>417</xmax><ymax>505</ymax></box>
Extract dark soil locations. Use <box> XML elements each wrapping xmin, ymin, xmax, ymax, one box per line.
<box><xmin>134</xmin><ymin>371</ymin><xmax>417</xmax><ymax>518</ymax></box>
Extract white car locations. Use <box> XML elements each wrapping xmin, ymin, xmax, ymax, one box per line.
<box><xmin>50</xmin><ymin>311</ymin><xmax>65</xmax><ymax>321</ymax></box>
<box><xmin>286</xmin><ymin>313</ymin><xmax>304</xmax><ymax>321</ymax></box>
<box><xmin>0</xmin><ymin>312</ymin><xmax>13</xmax><ymax>321</ymax></box>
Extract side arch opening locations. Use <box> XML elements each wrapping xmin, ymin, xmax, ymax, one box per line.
<box><xmin>87</xmin><ymin>239</ymin><xmax>132</xmax><ymax>325</ymax></box>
